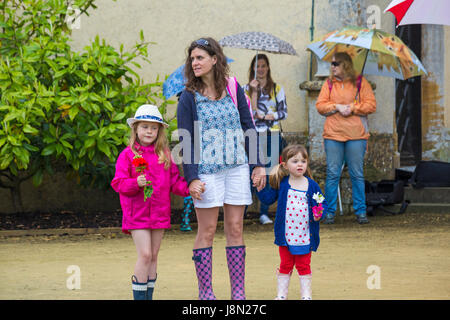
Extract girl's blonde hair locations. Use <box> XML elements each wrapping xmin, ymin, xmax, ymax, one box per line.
<box><xmin>129</xmin><ymin>121</ymin><xmax>171</xmax><ymax>170</ymax></box>
<box><xmin>269</xmin><ymin>144</ymin><xmax>313</xmax><ymax>189</ymax></box>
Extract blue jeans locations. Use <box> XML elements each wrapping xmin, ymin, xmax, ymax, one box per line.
<box><xmin>324</xmin><ymin>139</ymin><xmax>367</xmax><ymax>217</ymax></box>
<box><xmin>251</xmin><ymin>130</ymin><xmax>283</xmax><ymax>217</ymax></box>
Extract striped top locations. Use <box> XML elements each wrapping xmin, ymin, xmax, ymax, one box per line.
<box><xmin>243</xmin><ymin>83</ymin><xmax>287</xmax><ymax>132</ymax></box>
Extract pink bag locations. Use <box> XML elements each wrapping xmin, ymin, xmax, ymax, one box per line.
<box><xmin>226</xmin><ymin>76</ymin><xmax>255</xmax><ymax>124</ymax></box>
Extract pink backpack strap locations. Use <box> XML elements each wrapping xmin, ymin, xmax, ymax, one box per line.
<box><xmin>356</xmin><ymin>74</ymin><xmax>362</xmax><ymax>91</ymax></box>
<box><xmin>327</xmin><ymin>78</ymin><xmax>332</xmax><ymax>93</ymax></box>
<box><xmin>226</xmin><ymin>77</ymin><xmax>255</xmax><ymax>124</ymax></box>
<box><xmin>226</xmin><ymin>77</ymin><xmax>238</xmax><ymax>106</ymax></box>
<box><xmin>355</xmin><ymin>74</ymin><xmax>363</xmax><ymax>102</ymax></box>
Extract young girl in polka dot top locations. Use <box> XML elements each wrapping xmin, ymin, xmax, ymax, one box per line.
<box><xmin>257</xmin><ymin>144</ymin><xmax>327</xmax><ymax>300</ymax></box>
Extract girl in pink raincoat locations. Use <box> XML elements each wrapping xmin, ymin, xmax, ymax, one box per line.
<box><xmin>111</xmin><ymin>104</ymin><xmax>189</xmax><ymax>300</ymax></box>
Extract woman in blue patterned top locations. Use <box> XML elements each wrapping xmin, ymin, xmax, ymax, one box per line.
<box><xmin>177</xmin><ymin>37</ymin><xmax>266</xmax><ymax>300</ymax></box>
<box><xmin>243</xmin><ymin>54</ymin><xmax>288</xmax><ymax>225</ymax></box>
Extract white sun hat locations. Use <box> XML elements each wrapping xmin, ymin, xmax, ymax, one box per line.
<box><xmin>127</xmin><ymin>104</ymin><xmax>168</xmax><ymax>128</ymax></box>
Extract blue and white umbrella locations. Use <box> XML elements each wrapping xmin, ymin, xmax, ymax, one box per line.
<box><xmin>163</xmin><ymin>57</ymin><xmax>234</xmax><ymax>99</ymax></box>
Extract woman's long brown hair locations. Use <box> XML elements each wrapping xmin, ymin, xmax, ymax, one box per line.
<box><xmin>247</xmin><ymin>53</ymin><xmax>275</xmax><ymax>99</ymax></box>
<box><xmin>184</xmin><ymin>37</ymin><xmax>229</xmax><ymax>100</ymax></box>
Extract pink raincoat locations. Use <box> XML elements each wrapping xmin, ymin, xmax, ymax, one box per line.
<box><xmin>111</xmin><ymin>144</ymin><xmax>189</xmax><ymax>234</ymax></box>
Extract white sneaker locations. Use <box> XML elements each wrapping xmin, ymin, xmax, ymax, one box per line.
<box><xmin>259</xmin><ymin>214</ymin><xmax>273</xmax><ymax>225</ymax></box>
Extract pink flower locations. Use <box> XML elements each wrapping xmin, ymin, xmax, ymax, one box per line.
<box><xmin>312</xmin><ymin>203</ymin><xmax>323</xmax><ymax>219</ymax></box>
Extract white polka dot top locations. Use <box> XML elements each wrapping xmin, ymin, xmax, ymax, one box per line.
<box><xmin>285</xmin><ymin>188</ymin><xmax>310</xmax><ymax>247</ymax></box>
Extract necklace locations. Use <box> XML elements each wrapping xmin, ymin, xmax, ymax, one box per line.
<box><xmin>203</xmin><ymin>90</ymin><xmax>215</xmax><ymax>100</ymax></box>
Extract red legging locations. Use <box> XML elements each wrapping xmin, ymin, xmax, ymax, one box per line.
<box><xmin>279</xmin><ymin>246</ymin><xmax>311</xmax><ymax>275</ymax></box>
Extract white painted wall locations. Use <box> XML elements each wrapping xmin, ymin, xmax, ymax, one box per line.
<box><xmin>70</xmin><ymin>0</ymin><xmax>396</xmax><ymax>135</ymax></box>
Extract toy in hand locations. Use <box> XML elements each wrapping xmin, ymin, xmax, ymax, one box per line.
<box><xmin>132</xmin><ymin>155</ymin><xmax>153</xmax><ymax>201</ymax></box>
<box><xmin>312</xmin><ymin>192</ymin><xmax>325</xmax><ymax>219</ymax></box>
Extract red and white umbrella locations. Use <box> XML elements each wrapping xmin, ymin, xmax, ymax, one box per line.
<box><xmin>384</xmin><ymin>0</ymin><xmax>450</xmax><ymax>27</ymax></box>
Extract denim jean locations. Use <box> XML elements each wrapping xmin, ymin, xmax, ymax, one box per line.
<box><xmin>324</xmin><ymin>139</ymin><xmax>367</xmax><ymax>217</ymax></box>
<box><xmin>257</xmin><ymin>130</ymin><xmax>283</xmax><ymax>217</ymax></box>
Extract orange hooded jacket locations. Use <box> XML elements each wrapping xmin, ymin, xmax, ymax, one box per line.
<box><xmin>316</xmin><ymin>76</ymin><xmax>376</xmax><ymax>142</ymax></box>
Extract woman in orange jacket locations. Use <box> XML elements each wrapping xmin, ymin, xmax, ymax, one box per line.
<box><xmin>316</xmin><ymin>52</ymin><xmax>376</xmax><ymax>224</ymax></box>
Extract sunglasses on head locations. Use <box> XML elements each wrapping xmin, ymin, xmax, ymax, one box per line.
<box><xmin>195</xmin><ymin>38</ymin><xmax>209</xmax><ymax>47</ymax></box>
<box><xmin>331</xmin><ymin>61</ymin><xmax>341</xmax><ymax>67</ymax></box>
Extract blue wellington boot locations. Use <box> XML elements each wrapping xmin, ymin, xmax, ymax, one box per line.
<box><xmin>147</xmin><ymin>276</ymin><xmax>156</xmax><ymax>300</ymax></box>
<box><xmin>132</xmin><ymin>275</ymin><xmax>147</xmax><ymax>300</ymax></box>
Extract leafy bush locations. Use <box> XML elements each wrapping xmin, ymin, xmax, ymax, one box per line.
<box><xmin>0</xmin><ymin>0</ymin><xmax>175</xmax><ymax>212</ymax></box>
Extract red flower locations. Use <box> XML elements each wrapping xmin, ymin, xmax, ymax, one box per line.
<box><xmin>132</xmin><ymin>155</ymin><xmax>148</xmax><ymax>173</ymax></box>
<box><xmin>132</xmin><ymin>155</ymin><xmax>153</xmax><ymax>201</ymax></box>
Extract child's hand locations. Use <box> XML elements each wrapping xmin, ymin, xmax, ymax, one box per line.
<box><xmin>251</xmin><ymin>166</ymin><xmax>266</xmax><ymax>191</ymax></box>
<box><xmin>313</xmin><ymin>215</ymin><xmax>322</xmax><ymax>222</ymax></box>
<box><xmin>137</xmin><ymin>174</ymin><xmax>147</xmax><ymax>188</ymax></box>
<box><xmin>189</xmin><ymin>179</ymin><xmax>206</xmax><ymax>200</ymax></box>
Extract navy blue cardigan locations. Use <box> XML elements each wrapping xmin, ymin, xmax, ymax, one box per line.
<box><xmin>257</xmin><ymin>175</ymin><xmax>327</xmax><ymax>254</ymax></box>
<box><xmin>176</xmin><ymin>82</ymin><xmax>263</xmax><ymax>185</ymax></box>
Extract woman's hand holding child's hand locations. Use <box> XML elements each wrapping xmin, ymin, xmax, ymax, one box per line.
<box><xmin>251</xmin><ymin>166</ymin><xmax>267</xmax><ymax>192</ymax></box>
<box><xmin>189</xmin><ymin>179</ymin><xmax>206</xmax><ymax>201</ymax></box>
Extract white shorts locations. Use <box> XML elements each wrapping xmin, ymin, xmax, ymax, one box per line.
<box><xmin>194</xmin><ymin>164</ymin><xmax>253</xmax><ymax>208</ymax></box>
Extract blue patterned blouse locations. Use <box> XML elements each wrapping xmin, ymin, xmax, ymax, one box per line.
<box><xmin>195</xmin><ymin>91</ymin><xmax>248</xmax><ymax>174</ymax></box>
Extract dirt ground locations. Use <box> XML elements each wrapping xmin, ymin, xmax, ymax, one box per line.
<box><xmin>0</xmin><ymin>211</ymin><xmax>449</xmax><ymax>300</ymax></box>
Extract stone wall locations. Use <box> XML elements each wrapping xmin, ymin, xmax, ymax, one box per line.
<box><xmin>0</xmin><ymin>130</ymin><xmax>395</xmax><ymax>215</ymax></box>
<box><xmin>0</xmin><ymin>167</ymin><xmax>185</xmax><ymax>215</ymax></box>
<box><xmin>258</xmin><ymin>130</ymin><xmax>394</xmax><ymax>215</ymax></box>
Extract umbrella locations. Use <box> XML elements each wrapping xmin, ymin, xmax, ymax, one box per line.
<box><xmin>307</xmin><ymin>25</ymin><xmax>427</xmax><ymax>80</ymax></box>
<box><xmin>384</xmin><ymin>0</ymin><xmax>450</xmax><ymax>27</ymax></box>
<box><xmin>162</xmin><ymin>57</ymin><xmax>234</xmax><ymax>99</ymax></box>
<box><xmin>219</xmin><ymin>31</ymin><xmax>297</xmax><ymax>79</ymax></box>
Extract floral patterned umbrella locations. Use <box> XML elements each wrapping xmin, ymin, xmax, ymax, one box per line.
<box><xmin>307</xmin><ymin>25</ymin><xmax>427</xmax><ymax>80</ymax></box>
<box><xmin>219</xmin><ymin>31</ymin><xmax>297</xmax><ymax>79</ymax></box>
